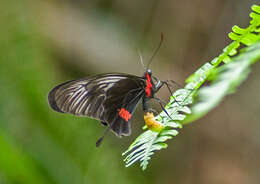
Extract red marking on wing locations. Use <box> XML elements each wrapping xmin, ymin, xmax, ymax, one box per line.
<box><xmin>145</xmin><ymin>73</ymin><xmax>152</xmax><ymax>97</ymax></box>
<box><xmin>118</xmin><ymin>108</ymin><xmax>132</xmax><ymax>122</ymax></box>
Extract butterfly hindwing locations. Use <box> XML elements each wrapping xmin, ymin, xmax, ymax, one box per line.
<box><xmin>108</xmin><ymin>88</ymin><xmax>145</xmax><ymax>136</ymax></box>
<box><xmin>48</xmin><ymin>73</ymin><xmax>145</xmax><ymax>136</ymax></box>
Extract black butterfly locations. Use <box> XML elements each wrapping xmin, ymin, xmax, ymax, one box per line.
<box><xmin>48</xmin><ymin>35</ymin><xmax>172</xmax><ymax>146</ymax></box>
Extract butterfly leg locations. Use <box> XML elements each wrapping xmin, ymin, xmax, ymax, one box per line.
<box><xmin>161</xmin><ymin>81</ymin><xmax>173</xmax><ymax>96</ymax></box>
<box><xmin>159</xmin><ymin>81</ymin><xmax>185</xmax><ymax>107</ymax></box>
<box><xmin>152</xmin><ymin>97</ymin><xmax>173</xmax><ymax>121</ymax></box>
<box><xmin>164</xmin><ymin>80</ymin><xmax>183</xmax><ymax>88</ymax></box>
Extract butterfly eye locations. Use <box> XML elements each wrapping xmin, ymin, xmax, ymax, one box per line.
<box><xmin>147</xmin><ymin>69</ymin><xmax>152</xmax><ymax>75</ymax></box>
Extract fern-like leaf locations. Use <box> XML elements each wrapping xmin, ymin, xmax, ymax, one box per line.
<box><xmin>184</xmin><ymin>41</ymin><xmax>260</xmax><ymax>123</ymax></box>
<box><xmin>184</xmin><ymin>4</ymin><xmax>260</xmax><ymax>123</ymax></box>
<box><xmin>123</xmin><ymin>4</ymin><xmax>260</xmax><ymax>170</ymax></box>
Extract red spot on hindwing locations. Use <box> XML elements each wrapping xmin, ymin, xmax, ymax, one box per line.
<box><xmin>118</xmin><ymin>108</ymin><xmax>131</xmax><ymax>122</ymax></box>
<box><xmin>145</xmin><ymin>73</ymin><xmax>152</xmax><ymax>97</ymax></box>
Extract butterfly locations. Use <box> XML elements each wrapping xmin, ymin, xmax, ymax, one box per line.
<box><xmin>48</xmin><ymin>34</ymin><xmax>173</xmax><ymax>146</ymax></box>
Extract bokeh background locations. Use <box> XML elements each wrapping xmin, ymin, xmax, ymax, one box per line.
<box><xmin>1</xmin><ymin>0</ymin><xmax>260</xmax><ymax>184</ymax></box>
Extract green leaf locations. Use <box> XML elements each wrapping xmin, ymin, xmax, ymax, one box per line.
<box><xmin>184</xmin><ymin>41</ymin><xmax>260</xmax><ymax>123</ymax></box>
<box><xmin>252</xmin><ymin>5</ymin><xmax>260</xmax><ymax>14</ymax></box>
<box><xmin>232</xmin><ymin>25</ymin><xmax>247</xmax><ymax>34</ymax></box>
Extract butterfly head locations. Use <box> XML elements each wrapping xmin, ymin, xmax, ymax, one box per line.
<box><xmin>146</xmin><ymin>69</ymin><xmax>152</xmax><ymax>75</ymax></box>
<box><xmin>144</xmin><ymin>69</ymin><xmax>152</xmax><ymax>79</ymax></box>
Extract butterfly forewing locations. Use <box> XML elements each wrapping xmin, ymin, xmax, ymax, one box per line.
<box><xmin>48</xmin><ymin>73</ymin><xmax>145</xmax><ymax>136</ymax></box>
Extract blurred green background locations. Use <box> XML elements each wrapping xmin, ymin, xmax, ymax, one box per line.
<box><xmin>0</xmin><ymin>0</ymin><xmax>260</xmax><ymax>184</ymax></box>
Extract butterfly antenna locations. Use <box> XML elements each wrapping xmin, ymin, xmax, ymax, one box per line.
<box><xmin>96</xmin><ymin>125</ymin><xmax>111</xmax><ymax>147</ymax></box>
<box><xmin>146</xmin><ymin>33</ymin><xmax>164</xmax><ymax>70</ymax></box>
<box><xmin>138</xmin><ymin>50</ymin><xmax>145</xmax><ymax>70</ymax></box>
